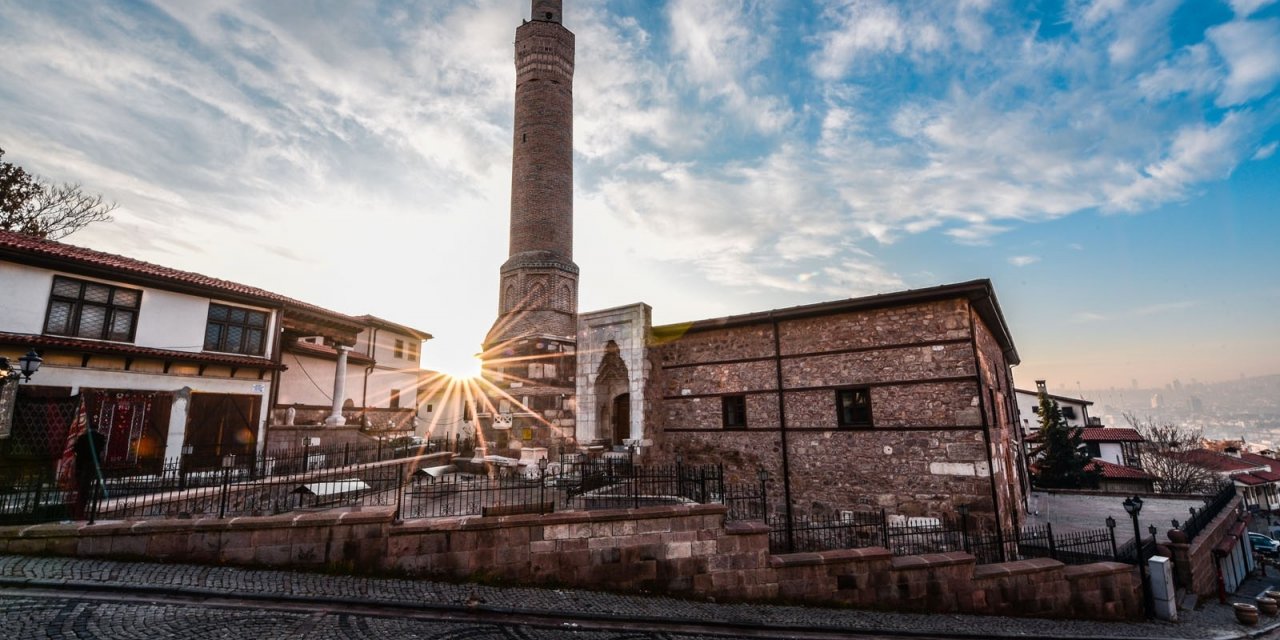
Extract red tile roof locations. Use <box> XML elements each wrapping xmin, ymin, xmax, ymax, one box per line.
<box><xmin>0</xmin><ymin>230</ymin><xmax>362</xmax><ymax>332</ymax></box>
<box><xmin>1238</xmin><ymin>451</ymin><xmax>1279</xmax><ymax>469</ymax></box>
<box><xmin>357</xmin><ymin>315</ymin><xmax>433</xmax><ymax>342</ymax></box>
<box><xmin>1087</xmin><ymin>459</ymin><xmax>1155</xmax><ymax>480</ymax></box>
<box><xmin>1170</xmin><ymin>449</ymin><xmax>1265</xmax><ymax>473</ymax></box>
<box><xmin>0</xmin><ymin>331</ymin><xmax>282</xmax><ymax>370</ymax></box>
<box><xmin>1251</xmin><ymin>468</ymin><xmax>1280</xmax><ymax>482</ymax></box>
<box><xmin>1080</xmin><ymin>427</ymin><xmax>1145</xmax><ymax>443</ymax></box>
<box><xmin>1234</xmin><ymin>473</ymin><xmax>1271</xmax><ymax>486</ymax></box>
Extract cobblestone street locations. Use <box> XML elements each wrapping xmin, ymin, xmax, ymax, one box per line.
<box><xmin>1</xmin><ymin>593</ymin><xmax>747</xmax><ymax>640</ymax></box>
<box><xmin>1</xmin><ymin>554</ymin><xmax>1279</xmax><ymax>639</ymax></box>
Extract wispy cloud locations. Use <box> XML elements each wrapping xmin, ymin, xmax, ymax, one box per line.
<box><xmin>1131</xmin><ymin>300</ymin><xmax>1201</xmax><ymax>316</ymax></box>
<box><xmin>1255</xmin><ymin>141</ymin><xmax>1279</xmax><ymax>160</ymax></box>
<box><xmin>1008</xmin><ymin>255</ymin><xmax>1040</xmax><ymax>267</ymax></box>
<box><xmin>1071</xmin><ymin>312</ymin><xmax>1107</xmax><ymax>323</ymax></box>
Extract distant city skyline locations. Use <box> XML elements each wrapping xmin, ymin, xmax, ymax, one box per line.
<box><xmin>1</xmin><ymin>0</ymin><xmax>1277</xmax><ymax>389</ymax></box>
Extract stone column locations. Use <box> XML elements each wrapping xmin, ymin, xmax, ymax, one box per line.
<box><xmin>325</xmin><ymin>345</ymin><xmax>350</xmax><ymax>426</ymax></box>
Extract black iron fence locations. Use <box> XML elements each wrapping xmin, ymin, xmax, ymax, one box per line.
<box><xmin>766</xmin><ymin>509</ymin><xmax>1119</xmax><ymax>566</ymax></box>
<box><xmin>1178</xmin><ymin>481</ymin><xmax>1237</xmax><ymax>541</ymax></box>
<box><xmin>0</xmin><ymin>438</ymin><xmax>462</xmax><ymax>525</ymax></box>
<box><xmin>401</xmin><ymin>460</ymin><xmax>757</xmax><ymax>520</ymax></box>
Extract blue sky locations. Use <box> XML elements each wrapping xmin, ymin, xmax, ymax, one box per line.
<box><xmin>1</xmin><ymin>0</ymin><xmax>1277</xmax><ymax>389</ymax></box>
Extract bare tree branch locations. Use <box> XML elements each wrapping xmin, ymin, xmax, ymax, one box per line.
<box><xmin>1125</xmin><ymin>412</ymin><xmax>1216</xmax><ymax>494</ymax></box>
<box><xmin>22</xmin><ymin>181</ymin><xmax>117</xmax><ymax>240</ymax></box>
<box><xmin>1</xmin><ymin>147</ymin><xmax>114</xmax><ymax>240</ymax></box>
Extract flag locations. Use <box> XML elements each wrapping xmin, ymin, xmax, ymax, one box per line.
<box><xmin>56</xmin><ymin>396</ymin><xmax>89</xmax><ymax>491</ymax></box>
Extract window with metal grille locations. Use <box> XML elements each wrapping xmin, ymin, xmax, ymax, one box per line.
<box><xmin>204</xmin><ymin>303</ymin><xmax>268</xmax><ymax>355</ymax></box>
<box><xmin>722</xmin><ymin>395</ymin><xmax>747</xmax><ymax>429</ymax></box>
<box><xmin>44</xmin><ymin>276</ymin><xmax>141</xmax><ymax>342</ymax></box>
<box><xmin>836</xmin><ymin>387</ymin><xmax>873</xmax><ymax>428</ymax></box>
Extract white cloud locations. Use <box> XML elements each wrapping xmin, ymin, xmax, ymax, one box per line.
<box><xmin>667</xmin><ymin>0</ymin><xmax>793</xmax><ymax>133</ymax></box>
<box><xmin>812</xmin><ymin>1</ymin><xmax>982</xmax><ymax>79</ymax></box>
<box><xmin>1255</xmin><ymin>141</ymin><xmax>1279</xmax><ymax>159</ymax></box>
<box><xmin>1230</xmin><ymin>0</ymin><xmax>1278</xmax><ymax>19</ymax></box>
<box><xmin>1107</xmin><ymin>112</ymin><xmax>1254</xmax><ymax>210</ymax></box>
<box><xmin>1208</xmin><ymin>18</ymin><xmax>1280</xmax><ymax>106</ymax></box>
<box><xmin>1008</xmin><ymin>255</ymin><xmax>1040</xmax><ymax>267</ymax></box>
<box><xmin>1137</xmin><ymin>44</ymin><xmax>1222</xmax><ymax>101</ymax></box>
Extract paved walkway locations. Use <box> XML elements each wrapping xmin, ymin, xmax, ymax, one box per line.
<box><xmin>1</xmin><ymin>554</ymin><xmax>1279</xmax><ymax>639</ymax></box>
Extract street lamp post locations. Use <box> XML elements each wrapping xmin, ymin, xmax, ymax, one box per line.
<box><xmin>1124</xmin><ymin>495</ymin><xmax>1152</xmax><ymax>617</ymax></box>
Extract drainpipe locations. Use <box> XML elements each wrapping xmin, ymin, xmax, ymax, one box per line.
<box><xmin>361</xmin><ymin>327</ymin><xmax>378</xmax><ymax>424</ymax></box>
<box><xmin>262</xmin><ymin>306</ymin><xmax>285</xmax><ymax>454</ymax></box>
<box><xmin>770</xmin><ymin>312</ymin><xmax>796</xmax><ymax>553</ymax></box>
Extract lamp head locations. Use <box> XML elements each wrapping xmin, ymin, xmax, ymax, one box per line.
<box><xmin>17</xmin><ymin>349</ymin><xmax>41</xmax><ymax>380</ymax></box>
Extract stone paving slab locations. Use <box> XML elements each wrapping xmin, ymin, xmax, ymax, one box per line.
<box><xmin>0</xmin><ymin>554</ymin><xmax>1278</xmax><ymax>639</ymax></box>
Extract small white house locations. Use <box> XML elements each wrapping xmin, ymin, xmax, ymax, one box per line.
<box><xmin>1015</xmin><ymin>380</ymin><xmax>1096</xmax><ymax>434</ymax></box>
<box><xmin>0</xmin><ymin>230</ymin><xmax>362</xmax><ymax>467</ymax></box>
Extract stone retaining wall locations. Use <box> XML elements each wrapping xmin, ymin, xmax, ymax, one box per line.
<box><xmin>1166</xmin><ymin>495</ymin><xmax>1244</xmax><ymax>597</ymax></box>
<box><xmin>0</xmin><ymin>503</ymin><xmax>1140</xmax><ymax>620</ymax></box>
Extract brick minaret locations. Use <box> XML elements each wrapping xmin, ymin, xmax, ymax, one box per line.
<box><xmin>479</xmin><ymin>0</ymin><xmax>577</xmax><ymax>451</ymax></box>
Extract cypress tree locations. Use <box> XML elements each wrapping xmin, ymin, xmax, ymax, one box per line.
<box><xmin>1032</xmin><ymin>394</ymin><xmax>1102</xmax><ymax>489</ymax></box>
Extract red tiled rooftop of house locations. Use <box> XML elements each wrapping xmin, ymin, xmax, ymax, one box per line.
<box><xmin>1170</xmin><ymin>449</ymin><xmax>1265</xmax><ymax>473</ymax></box>
<box><xmin>1086</xmin><ymin>459</ymin><xmax>1155</xmax><ymax>480</ymax></box>
<box><xmin>1234</xmin><ymin>473</ymin><xmax>1270</xmax><ymax>486</ymax></box>
<box><xmin>1250</xmin><ymin>468</ymin><xmax>1280</xmax><ymax>482</ymax></box>
<box><xmin>1237</xmin><ymin>450</ymin><xmax>1279</xmax><ymax>470</ymax></box>
<box><xmin>0</xmin><ymin>230</ymin><xmax>360</xmax><ymax>329</ymax></box>
<box><xmin>1080</xmin><ymin>427</ymin><xmax>1144</xmax><ymax>443</ymax></box>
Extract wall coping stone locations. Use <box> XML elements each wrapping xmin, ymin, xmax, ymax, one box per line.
<box><xmin>724</xmin><ymin>521</ymin><xmax>769</xmax><ymax>535</ymax></box>
<box><xmin>773</xmin><ymin>547</ymin><xmax>894</xmax><ymax>568</ymax></box>
<box><xmin>127</xmin><ymin>519</ymin><xmax>203</xmax><ymax>534</ymax></box>
<box><xmin>771</xmin><ymin>552</ymin><xmax>824</xmax><ymax>568</ymax></box>
<box><xmin>11</xmin><ymin>523</ymin><xmax>79</xmax><ymax>538</ymax></box>
<box><xmin>395</xmin><ymin>503</ymin><xmax>726</xmax><ymax>532</ymax></box>
<box><xmin>1063</xmin><ymin>562</ymin><xmax>1135</xmax><ymax>580</ymax></box>
<box><xmin>890</xmin><ymin>552</ymin><xmax>975</xmax><ymax>570</ymax></box>
<box><xmin>78</xmin><ymin>522</ymin><xmax>136</xmax><ymax>536</ymax></box>
<box><xmin>972</xmin><ymin>557</ymin><xmax>1064</xmax><ymax>579</ymax></box>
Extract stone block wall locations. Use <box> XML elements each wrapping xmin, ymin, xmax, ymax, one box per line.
<box><xmin>651</xmin><ymin>297</ymin><xmax>1025</xmax><ymax>526</ymax></box>
<box><xmin>0</xmin><ymin>503</ymin><xmax>1140</xmax><ymax>621</ymax></box>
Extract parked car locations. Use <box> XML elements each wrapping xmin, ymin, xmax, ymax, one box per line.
<box><xmin>1249</xmin><ymin>532</ymin><xmax>1280</xmax><ymax>557</ymax></box>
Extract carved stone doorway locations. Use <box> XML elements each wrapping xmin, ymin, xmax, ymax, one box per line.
<box><xmin>593</xmin><ymin>340</ymin><xmax>629</xmax><ymax>447</ymax></box>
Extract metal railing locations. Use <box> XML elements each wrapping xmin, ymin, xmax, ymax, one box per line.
<box><xmin>766</xmin><ymin>509</ymin><xmax>1120</xmax><ymax>566</ymax></box>
<box><xmin>0</xmin><ymin>438</ymin><xmax>465</xmax><ymax>525</ymax></box>
<box><xmin>1179</xmin><ymin>481</ymin><xmax>1237</xmax><ymax>541</ymax></box>
<box><xmin>401</xmin><ymin>461</ymin><xmax>754</xmax><ymax>520</ymax></box>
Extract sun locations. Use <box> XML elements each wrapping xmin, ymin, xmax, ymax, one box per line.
<box><xmin>441</xmin><ymin>354</ymin><xmax>484</xmax><ymax>381</ymax></box>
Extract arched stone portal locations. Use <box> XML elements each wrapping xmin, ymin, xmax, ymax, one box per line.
<box><xmin>594</xmin><ymin>341</ymin><xmax>630</xmax><ymax>447</ymax></box>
